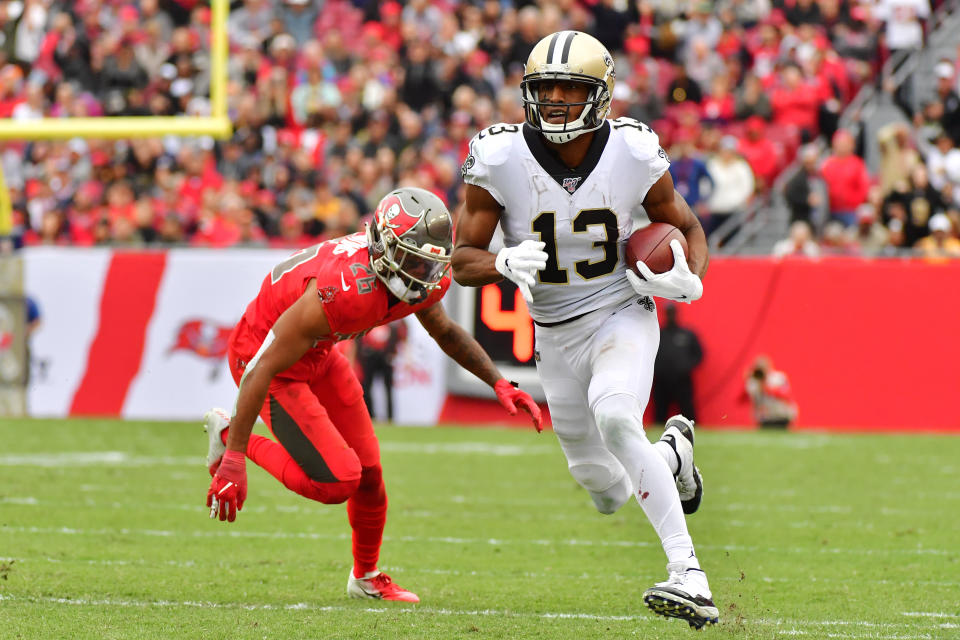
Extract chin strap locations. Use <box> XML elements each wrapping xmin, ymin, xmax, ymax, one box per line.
<box><xmin>384</xmin><ymin>274</ymin><xmax>426</xmax><ymax>303</ymax></box>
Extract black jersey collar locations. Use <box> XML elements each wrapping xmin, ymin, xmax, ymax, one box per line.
<box><xmin>522</xmin><ymin>120</ymin><xmax>610</xmax><ymax>195</ymax></box>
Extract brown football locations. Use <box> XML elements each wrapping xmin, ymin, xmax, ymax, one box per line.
<box><xmin>625</xmin><ymin>222</ymin><xmax>688</xmax><ymax>278</ymax></box>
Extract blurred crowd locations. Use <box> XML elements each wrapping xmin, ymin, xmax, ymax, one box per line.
<box><xmin>0</xmin><ymin>0</ymin><xmax>956</xmax><ymax>257</ymax></box>
<box><xmin>775</xmin><ymin>51</ymin><xmax>960</xmax><ymax>260</ymax></box>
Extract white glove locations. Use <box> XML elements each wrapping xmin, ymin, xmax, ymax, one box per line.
<box><xmin>495</xmin><ymin>240</ymin><xmax>548</xmax><ymax>304</ymax></box>
<box><xmin>625</xmin><ymin>239</ymin><xmax>703</xmax><ymax>303</ymax></box>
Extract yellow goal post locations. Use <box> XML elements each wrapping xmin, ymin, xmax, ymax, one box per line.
<box><xmin>0</xmin><ymin>0</ymin><xmax>233</xmax><ymax>235</ymax></box>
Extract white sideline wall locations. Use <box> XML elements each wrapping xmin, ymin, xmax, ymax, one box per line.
<box><xmin>23</xmin><ymin>248</ymin><xmax>446</xmax><ymax>424</ymax></box>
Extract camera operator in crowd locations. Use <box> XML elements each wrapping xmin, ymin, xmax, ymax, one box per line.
<box><xmin>743</xmin><ymin>355</ymin><xmax>798</xmax><ymax>429</ymax></box>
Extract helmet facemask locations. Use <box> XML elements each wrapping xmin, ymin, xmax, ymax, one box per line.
<box><xmin>522</xmin><ymin>74</ymin><xmax>609</xmax><ymax>144</ymax></box>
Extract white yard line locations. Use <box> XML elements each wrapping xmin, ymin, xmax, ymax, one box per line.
<box><xmin>0</xmin><ymin>452</ymin><xmax>197</xmax><ymax>467</ymax></box>
<box><xmin>4</xmin><ymin>525</ymin><xmax>955</xmax><ymax>557</ymax></box>
<box><xmin>819</xmin><ymin>635</ymin><xmax>931</xmax><ymax>639</ymax></box>
<box><xmin>721</xmin><ymin>503</ymin><xmax>853</xmax><ymax>514</ymax></box>
<box><xmin>705</xmin><ymin>434</ymin><xmax>832</xmax><ymax>449</ymax></box>
<box><xmin>379</xmin><ymin>442</ymin><xmax>555</xmax><ymax>455</ymax></box>
<box><xmin>0</xmin><ymin>496</ymin><xmax>595</xmax><ymax>521</ymax></box>
<box><xmin>0</xmin><ymin>593</ymin><xmax>941</xmax><ymax>638</ymax></box>
<box><xmin>0</xmin><ymin>556</ymin><xmax>198</xmax><ymax>568</ymax></box>
<box><xmin>0</xmin><ymin>496</ymin><xmax>38</xmax><ymax>505</ymax></box>
<box><xmin>0</xmin><ymin>494</ymin><xmax>945</xmax><ymax>531</ymax></box>
<box><xmin>4</xmin><ymin>556</ymin><xmax>959</xmax><ymax>590</ymax></box>
<box><xmin>0</xmin><ymin>593</ymin><xmax>653</xmax><ymax>622</ymax></box>
<box><xmin>0</xmin><ymin>443</ymin><xmax>555</xmax><ymax>468</ymax></box>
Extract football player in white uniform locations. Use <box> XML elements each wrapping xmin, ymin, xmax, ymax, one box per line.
<box><xmin>452</xmin><ymin>31</ymin><xmax>719</xmax><ymax>629</ymax></box>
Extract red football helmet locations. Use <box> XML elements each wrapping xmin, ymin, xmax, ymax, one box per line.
<box><xmin>366</xmin><ymin>187</ymin><xmax>453</xmax><ymax>302</ymax></box>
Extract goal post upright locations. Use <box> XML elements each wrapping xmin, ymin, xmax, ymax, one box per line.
<box><xmin>0</xmin><ymin>0</ymin><xmax>232</xmax><ymax>235</ymax></box>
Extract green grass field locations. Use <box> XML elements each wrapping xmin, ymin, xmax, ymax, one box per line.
<box><xmin>1</xmin><ymin>418</ymin><xmax>958</xmax><ymax>639</ymax></box>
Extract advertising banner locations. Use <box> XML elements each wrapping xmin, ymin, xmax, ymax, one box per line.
<box><xmin>24</xmin><ymin>248</ymin><xmax>446</xmax><ymax>425</ymax></box>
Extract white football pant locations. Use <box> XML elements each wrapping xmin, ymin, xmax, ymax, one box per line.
<box><xmin>534</xmin><ymin>297</ymin><xmax>698</xmax><ymax>566</ymax></box>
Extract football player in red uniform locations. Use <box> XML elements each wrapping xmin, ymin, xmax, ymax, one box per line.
<box><xmin>204</xmin><ymin>187</ymin><xmax>541</xmax><ymax>603</ymax></box>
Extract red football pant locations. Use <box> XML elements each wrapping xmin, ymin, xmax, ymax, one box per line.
<box><xmin>228</xmin><ymin>346</ymin><xmax>386</xmax><ymax>576</ymax></box>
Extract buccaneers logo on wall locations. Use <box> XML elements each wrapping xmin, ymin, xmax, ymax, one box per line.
<box><xmin>169</xmin><ymin>319</ymin><xmax>233</xmax><ymax>358</ymax></box>
<box><xmin>169</xmin><ymin>318</ymin><xmax>234</xmax><ymax>379</ymax></box>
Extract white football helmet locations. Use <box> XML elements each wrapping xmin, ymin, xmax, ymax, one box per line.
<box><xmin>366</xmin><ymin>187</ymin><xmax>452</xmax><ymax>303</ymax></box>
<box><xmin>521</xmin><ymin>31</ymin><xmax>615</xmax><ymax>144</ymax></box>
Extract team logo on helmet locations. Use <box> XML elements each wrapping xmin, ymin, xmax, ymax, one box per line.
<box><xmin>376</xmin><ymin>194</ymin><xmax>423</xmax><ymax>235</ymax></box>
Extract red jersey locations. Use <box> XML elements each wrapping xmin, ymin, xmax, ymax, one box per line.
<box><xmin>230</xmin><ymin>232</ymin><xmax>449</xmax><ymax>379</ymax></box>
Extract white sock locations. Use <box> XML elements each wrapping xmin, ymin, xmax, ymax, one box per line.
<box><xmin>653</xmin><ymin>439</ymin><xmax>679</xmax><ymax>476</ymax></box>
<box><xmin>355</xmin><ymin>569</ymin><xmax>380</xmax><ymax>579</ymax></box>
<box><xmin>662</xmin><ymin>532</ymin><xmax>701</xmax><ymax>570</ymax></box>
<box><xmin>594</xmin><ymin>395</ymin><xmax>694</xmax><ymax>567</ymax></box>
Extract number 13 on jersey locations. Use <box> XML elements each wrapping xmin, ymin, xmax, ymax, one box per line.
<box><xmin>533</xmin><ymin>208</ymin><xmax>620</xmax><ymax>283</ymax></box>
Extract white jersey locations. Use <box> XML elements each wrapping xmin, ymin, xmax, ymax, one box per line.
<box><xmin>462</xmin><ymin>118</ymin><xmax>670</xmax><ymax>323</ymax></box>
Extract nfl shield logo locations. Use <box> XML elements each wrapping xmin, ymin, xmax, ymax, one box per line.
<box><xmin>562</xmin><ymin>177</ymin><xmax>581</xmax><ymax>193</ymax></box>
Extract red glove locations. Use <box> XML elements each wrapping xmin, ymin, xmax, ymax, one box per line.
<box><xmin>494</xmin><ymin>379</ymin><xmax>543</xmax><ymax>432</ymax></box>
<box><xmin>206</xmin><ymin>449</ymin><xmax>247</xmax><ymax>522</ymax></box>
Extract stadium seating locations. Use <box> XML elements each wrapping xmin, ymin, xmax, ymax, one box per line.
<box><xmin>0</xmin><ymin>0</ymin><xmax>956</xmax><ymax>257</ymax></box>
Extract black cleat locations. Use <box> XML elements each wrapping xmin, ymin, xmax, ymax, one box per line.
<box><xmin>643</xmin><ymin>566</ymin><xmax>719</xmax><ymax>630</ymax></box>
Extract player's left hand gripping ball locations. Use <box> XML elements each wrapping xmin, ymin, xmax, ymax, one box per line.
<box><xmin>494</xmin><ymin>379</ymin><xmax>543</xmax><ymax>432</ymax></box>
<box><xmin>626</xmin><ymin>240</ymin><xmax>703</xmax><ymax>304</ymax></box>
<box><xmin>207</xmin><ymin>449</ymin><xmax>247</xmax><ymax>522</ymax></box>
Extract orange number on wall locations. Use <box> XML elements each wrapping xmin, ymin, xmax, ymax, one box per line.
<box><xmin>480</xmin><ymin>283</ymin><xmax>534</xmax><ymax>362</ymax></box>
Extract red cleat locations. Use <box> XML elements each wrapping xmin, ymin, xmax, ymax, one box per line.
<box><xmin>347</xmin><ymin>570</ymin><xmax>420</xmax><ymax>603</ymax></box>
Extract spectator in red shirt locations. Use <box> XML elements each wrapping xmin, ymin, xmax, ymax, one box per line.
<box><xmin>23</xmin><ymin>210</ymin><xmax>70</xmax><ymax>246</ymax></box>
<box><xmin>771</xmin><ymin>63</ymin><xmax>821</xmax><ymax>138</ymax></box>
<box><xmin>748</xmin><ymin>23</ymin><xmax>782</xmax><ymax>82</ymax></box>
<box><xmin>700</xmin><ymin>74</ymin><xmax>735</xmax><ymax>125</ymax></box>
<box><xmin>192</xmin><ymin>207</ymin><xmax>241</xmax><ymax>248</ymax></box>
<box><xmin>102</xmin><ymin>181</ymin><xmax>137</xmax><ymax>226</ymax></box>
<box><xmin>64</xmin><ymin>182</ymin><xmax>101</xmax><ymax>246</ymax></box>
<box><xmin>820</xmin><ymin>129</ymin><xmax>872</xmax><ymax>227</ymax></box>
<box><xmin>737</xmin><ymin>116</ymin><xmax>781</xmax><ymax>189</ymax></box>
<box><xmin>270</xmin><ymin>212</ymin><xmax>315</xmax><ymax>248</ymax></box>
<box><xmin>0</xmin><ymin>65</ymin><xmax>25</xmax><ymax>118</ymax></box>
